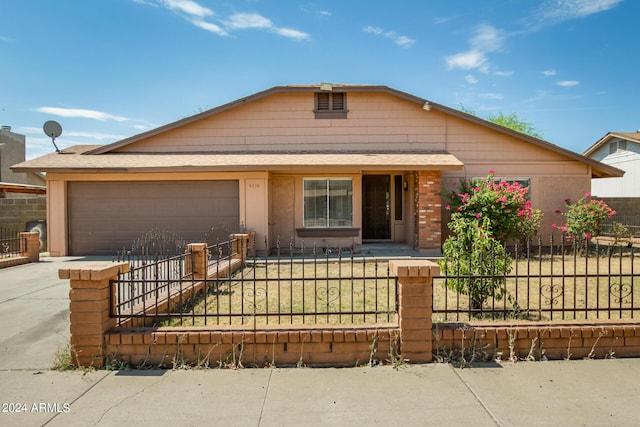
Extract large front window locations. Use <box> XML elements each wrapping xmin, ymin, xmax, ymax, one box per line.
<box><xmin>303</xmin><ymin>178</ymin><xmax>353</xmax><ymax>228</ymax></box>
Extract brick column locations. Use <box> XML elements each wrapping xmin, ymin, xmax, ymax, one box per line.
<box><xmin>185</xmin><ymin>243</ymin><xmax>207</xmax><ymax>279</ymax></box>
<box><xmin>414</xmin><ymin>170</ymin><xmax>442</xmax><ymax>250</ymax></box>
<box><xmin>19</xmin><ymin>231</ymin><xmax>40</xmax><ymax>263</ymax></box>
<box><xmin>229</xmin><ymin>233</ymin><xmax>251</xmax><ymax>263</ymax></box>
<box><xmin>60</xmin><ymin>262</ymin><xmax>129</xmax><ymax>368</ymax></box>
<box><xmin>390</xmin><ymin>259</ymin><xmax>439</xmax><ymax>363</ymax></box>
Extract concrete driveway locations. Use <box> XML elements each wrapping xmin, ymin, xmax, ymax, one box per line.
<box><xmin>0</xmin><ymin>256</ymin><xmax>96</xmax><ymax>370</ymax></box>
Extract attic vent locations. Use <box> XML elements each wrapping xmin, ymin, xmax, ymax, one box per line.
<box><xmin>314</xmin><ymin>92</ymin><xmax>347</xmax><ymax>119</ymax></box>
<box><xmin>317</xmin><ymin>92</ymin><xmax>330</xmax><ymax>110</ymax></box>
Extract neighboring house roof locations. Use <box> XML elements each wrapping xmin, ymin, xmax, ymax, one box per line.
<box><xmin>11</xmin><ymin>84</ymin><xmax>623</xmax><ymax>178</ymax></box>
<box><xmin>0</xmin><ymin>182</ymin><xmax>46</xmax><ymax>196</ymax></box>
<box><xmin>582</xmin><ymin>131</ymin><xmax>640</xmax><ymax>157</ymax></box>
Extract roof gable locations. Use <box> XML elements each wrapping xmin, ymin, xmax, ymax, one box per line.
<box><xmin>14</xmin><ymin>84</ymin><xmax>623</xmax><ymax>179</ymax></box>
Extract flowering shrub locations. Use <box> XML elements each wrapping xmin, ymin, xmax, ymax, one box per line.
<box><xmin>440</xmin><ymin>170</ymin><xmax>531</xmax><ymax>308</ymax></box>
<box><xmin>553</xmin><ymin>194</ymin><xmax>616</xmax><ymax>247</ymax></box>
<box><xmin>445</xmin><ymin>170</ymin><xmax>533</xmax><ymax>241</ymax></box>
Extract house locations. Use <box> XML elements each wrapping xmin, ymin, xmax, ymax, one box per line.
<box><xmin>583</xmin><ymin>131</ymin><xmax>640</xmax><ymax>234</ymax></box>
<box><xmin>1</xmin><ymin>126</ymin><xmax>47</xmax><ymax>244</ymax></box>
<box><xmin>583</xmin><ymin>131</ymin><xmax>640</xmax><ymax>198</ymax></box>
<box><xmin>11</xmin><ymin>84</ymin><xmax>623</xmax><ymax>256</ymax></box>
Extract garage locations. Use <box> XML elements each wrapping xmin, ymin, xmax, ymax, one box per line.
<box><xmin>68</xmin><ymin>181</ymin><xmax>239</xmax><ymax>255</ymax></box>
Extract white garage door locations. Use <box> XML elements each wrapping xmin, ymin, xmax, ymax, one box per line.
<box><xmin>68</xmin><ymin>181</ymin><xmax>239</xmax><ymax>255</ymax></box>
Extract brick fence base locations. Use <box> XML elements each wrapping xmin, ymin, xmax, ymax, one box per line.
<box><xmin>434</xmin><ymin>321</ymin><xmax>640</xmax><ymax>361</ymax></box>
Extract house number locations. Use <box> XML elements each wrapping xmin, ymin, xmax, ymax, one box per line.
<box><xmin>249</xmin><ymin>183</ymin><xmax>260</xmax><ymax>189</ymax></box>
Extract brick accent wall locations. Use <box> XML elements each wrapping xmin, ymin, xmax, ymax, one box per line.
<box><xmin>414</xmin><ymin>170</ymin><xmax>442</xmax><ymax>250</ymax></box>
<box><xmin>105</xmin><ymin>327</ymin><xmax>398</xmax><ymax>368</ymax></box>
<box><xmin>434</xmin><ymin>322</ymin><xmax>640</xmax><ymax>361</ymax></box>
<box><xmin>0</xmin><ymin>231</ymin><xmax>40</xmax><ymax>269</ymax></box>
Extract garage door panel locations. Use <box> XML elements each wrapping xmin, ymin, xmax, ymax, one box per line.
<box><xmin>68</xmin><ymin>181</ymin><xmax>239</xmax><ymax>255</ymax></box>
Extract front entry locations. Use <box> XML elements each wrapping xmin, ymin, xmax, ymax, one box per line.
<box><xmin>362</xmin><ymin>175</ymin><xmax>390</xmax><ymax>240</ymax></box>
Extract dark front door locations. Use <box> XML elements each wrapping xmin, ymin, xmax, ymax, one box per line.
<box><xmin>362</xmin><ymin>175</ymin><xmax>390</xmax><ymax>240</ymax></box>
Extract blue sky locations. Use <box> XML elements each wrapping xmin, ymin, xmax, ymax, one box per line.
<box><xmin>1</xmin><ymin>0</ymin><xmax>637</xmax><ymax>160</ymax></box>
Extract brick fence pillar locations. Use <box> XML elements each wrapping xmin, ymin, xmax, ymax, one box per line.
<box><xmin>390</xmin><ymin>259</ymin><xmax>439</xmax><ymax>363</ymax></box>
<box><xmin>60</xmin><ymin>262</ymin><xmax>129</xmax><ymax>367</ymax></box>
<box><xmin>230</xmin><ymin>233</ymin><xmax>252</xmax><ymax>263</ymax></box>
<box><xmin>414</xmin><ymin>170</ymin><xmax>442</xmax><ymax>251</ymax></box>
<box><xmin>19</xmin><ymin>231</ymin><xmax>40</xmax><ymax>263</ymax></box>
<box><xmin>185</xmin><ymin>243</ymin><xmax>207</xmax><ymax>279</ymax></box>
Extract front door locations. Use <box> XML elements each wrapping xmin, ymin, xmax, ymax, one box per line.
<box><xmin>362</xmin><ymin>175</ymin><xmax>390</xmax><ymax>240</ymax></box>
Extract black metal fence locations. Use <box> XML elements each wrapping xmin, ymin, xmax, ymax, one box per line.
<box><xmin>0</xmin><ymin>227</ymin><xmax>25</xmax><ymax>259</ymax></box>
<box><xmin>434</xmin><ymin>236</ymin><xmax>639</xmax><ymax>322</ymax></box>
<box><xmin>111</xmin><ymin>239</ymin><xmax>397</xmax><ymax>328</ymax></box>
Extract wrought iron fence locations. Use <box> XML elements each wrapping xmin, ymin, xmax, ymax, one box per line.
<box><xmin>434</xmin><ymin>236</ymin><xmax>639</xmax><ymax>322</ymax></box>
<box><xmin>111</xmin><ymin>238</ymin><xmax>397</xmax><ymax>328</ymax></box>
<box><xmin>0</xmin><ymin>227</ymin><xmax>25</xmax><ymax>259</ymax></box>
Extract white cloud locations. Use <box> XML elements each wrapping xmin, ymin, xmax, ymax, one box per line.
<box><xmin>134</xmin><ymin>1</ymin><xmax>308</xmax><ymax>41</ymax></box>
<box><xmin>363</xmin><ymin>26</ymin><xmax>416</xmax><ymax>48</ymax></box>
<box><xmin>541</xmin><ymin>0</ymin><xmax>622</xmax><ymax>21</ymax></box>
<box><xmin>445</xmin><ymin>24</ymin><xmax>503</xmax><ymax>73</ymax></box>
<box><xmin>446</xmin><ymin>50</ymin><xmax>488</xmax><ymax>72</ymax></box>
<box><xmin>481</xmin><ymin>92</ymin><xmax>504</xmax><ymax>100</ymax></box>
<box><xmin>273</xmin><ymin>27</ymin><xmax>310</xmax><ymax>41</ymax></box>
<box><xmin>557</xmin><ymin>80</ymin><xmax>580</xmax><ymax>87</ymax></box>
<box><xmin>36</xmin><ymin>107</ymin><xmax>129</xmax><ymax>122</ymax></box>
<box><xmin>224</xmin><ymin>13</ymin><xmax>309</xmax><ymax>40</ymax></box>
<box><xmin>465</xmin><ymin>74</ymin><xmax>479</xmax><ymax>84</ymax></box>
<box><xmin>160</xmin><ymin>0</ymin><xmax>213</xmax><ymax>18</ymax></box>
<box><xmin>494</xmin><ymin>70</ymin><xmax>514</xmax><ymax>77</ymax></box>
<box><xmin>192</xmin><ymin>20</ymin><xmax>228</xmax><ymax>36</ymax></box>
<box><xmin>470</xmin><ymin>24</ymin><xmax>504</xmax><ymax>52</ymax></box>
<box><xmin>225</xmin><ymin>13</ymin><xmax>272</xmax><ymax>30</ymax></box>
<box><xmin>542</xmin><ymin>69</ymin><xmax>557</xmax><ymax>76</ymax></box>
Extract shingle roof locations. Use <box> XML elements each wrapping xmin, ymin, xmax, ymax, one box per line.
<box><xmin>11</xmin><ymin>145</ymin><xmax>463</xmax><ymax>173</ymax></box>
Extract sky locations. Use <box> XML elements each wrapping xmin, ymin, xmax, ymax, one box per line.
<box><xmin>1</xmin><ymin>0</ymin><xmax>638</xmax><ymax>160</ymax></box>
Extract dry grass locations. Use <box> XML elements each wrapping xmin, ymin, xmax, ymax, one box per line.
<box><xmin>164</xmin><ymin>249</ymin><xmax>640</xmax><ymax>326</ymax></box>
<box><xmin>434</xmin><ymin>250</ymin><xmax>640</xmax><ymax>322</ymax></box>
<box><xmin>166</xmin><ymin>260</ymin><xmax>397</xmax><ymax>327</ymax></box>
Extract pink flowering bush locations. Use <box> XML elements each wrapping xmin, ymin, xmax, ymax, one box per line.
<box><xmin>440</xmin><ymin>170</ymin><xmax>533</xmax><ymax>308</ymax></box>
<box><xmin>445</xmin><ymin>171</ymin><xmax>533</xmax><ymax>241</ymax></box>
<box><xmin>553</xmin><ymin>194</ymin><xmax>616</xmax><ymax>247</ymax></box>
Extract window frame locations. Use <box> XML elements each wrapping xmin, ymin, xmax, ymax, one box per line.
<box><xmin>302</xmin><ymin>178</ymin><xmax>353</xmax><ymax>228</ymax></box>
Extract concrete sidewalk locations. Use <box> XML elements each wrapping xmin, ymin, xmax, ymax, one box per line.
<box><xmin>1</xmin><ymin>360</ymin><xmax>640</xmax><ymax>426</ymax></box>
<box><xmin>1</xmin><ymin>257</ymin><xmax>640</xmax><ymax>426</ymax></box>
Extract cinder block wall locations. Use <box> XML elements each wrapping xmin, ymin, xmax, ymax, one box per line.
<box><xmin>0</xmin><ymin>195</ymin><xmax>46</xmax><ymax>234</ymax></box>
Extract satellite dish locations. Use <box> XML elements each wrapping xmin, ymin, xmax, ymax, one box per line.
<box><xmin>43</xmin><ymin>120</ymin><xmax>62</xmax><ymax>153</ymax></box>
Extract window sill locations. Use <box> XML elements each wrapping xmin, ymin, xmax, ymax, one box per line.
<box><xmin>296</xmin><ymin>228</ymin><xmax>360</xmax><ymax>238</ymax></box>
<box><xmin>314</xmin><ymin>110</ymin><xmax>348</xmax><ymax>119</ymax></box>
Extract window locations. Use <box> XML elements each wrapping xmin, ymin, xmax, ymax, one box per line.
<box><xmin>394</xmin><ymin>175</ymin><xmax>404</xmax><ymax>220</ymax></box>
<box><xmin>314</xmin><ymin>92</ymin><xmax>347</xmax><ymax>119</ymax></box>
<box><xmin>303</xmin><ymin>178</ymin><xmax>353</xmax><ymax>227</ymax></box>
<box><xmin>609</xmin><ymin>140</ymin><xmax>627</xmax><ymax>154</ymax></box>
<box><xmin>473</xmin><ymin>177</ymin><xmax>532</xmax><ymax>197</ymax></box>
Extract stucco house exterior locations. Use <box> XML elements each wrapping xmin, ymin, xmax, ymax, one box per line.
<box><xmin>12</xmin><ymin>84</ymin><xmax>622</xmax><ymax>256</ymax></box>
<box><xmin>583</xmin><ymin>131</ymin><xmax>640</xmax><ymax>197</ymax></box>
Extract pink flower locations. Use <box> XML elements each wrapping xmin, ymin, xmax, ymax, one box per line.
<box><xmin>584</xmin><ymin>192</ymin><xmax>591</xmax><ymax>197</ymax></box>
<box><xmin>552</xmin><ymin>224</ymin><xmax>557</xmax><ymax>229</ymax></box>
<box><xmin>476</xmin><ymin>213</ymin><xmax>482</xmax><ymax>218</ymax></box>
<box><xmin>445</xmin><ymin>205</ymin><xmax>450</xmax><ymax>210</ymax></box>
<box><xmin>488</xmin><ymin>169</ymin><xmax>495</xmax><ymax>174</ymax></box>
<box><xmin>586</xmin><ymin>233</ymin><xmax>592</xmax><ymax>239</ymax></box>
